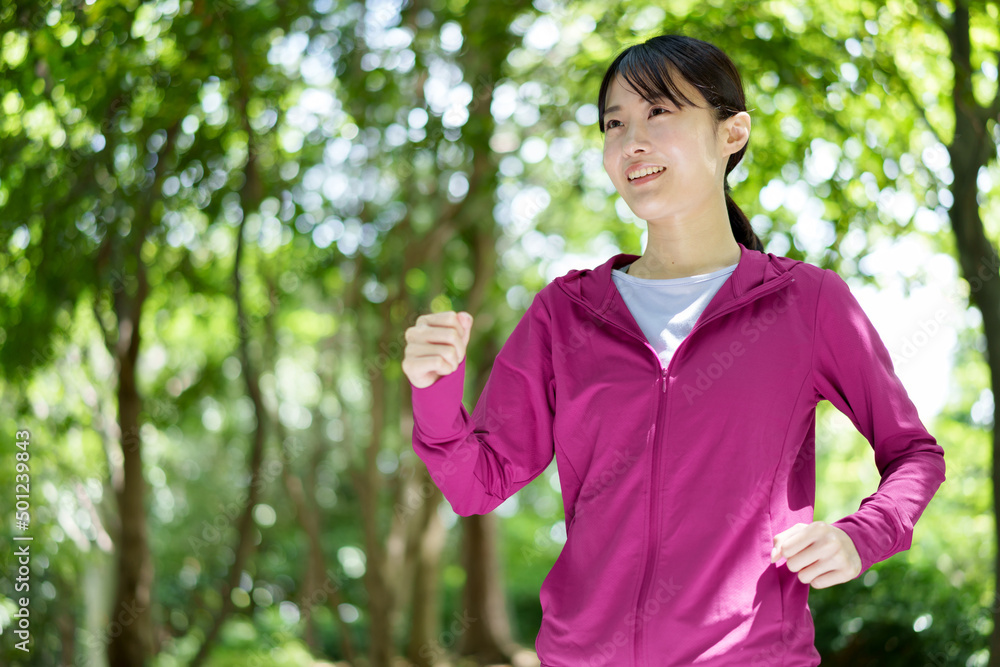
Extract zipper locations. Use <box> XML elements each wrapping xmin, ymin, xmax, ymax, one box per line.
<box><xmin>563</xmin><ymin>270</ymin><xmax>795</xmax><ymax>666</ymax></box>
<box><xmin>634</xmin><ymin>271</ymin><xmax>795</xmax><ymax>665</ymax></box>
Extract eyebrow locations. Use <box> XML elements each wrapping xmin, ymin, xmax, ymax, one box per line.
<box><xmin>604</xmin><ymin>97</ymin><xmax>672</xmax><ymax>115</ymax></box>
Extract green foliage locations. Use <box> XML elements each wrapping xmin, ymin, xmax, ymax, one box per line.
<box><xmin>0</xmin><ymin>0</ymin><xmax>997</xmax><ymax>664</ymax></box>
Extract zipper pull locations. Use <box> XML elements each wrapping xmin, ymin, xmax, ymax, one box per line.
<box><xmin>661</xmin><ymin>367</ymin><xmax>667</xmax><ymax>393</ymax></box>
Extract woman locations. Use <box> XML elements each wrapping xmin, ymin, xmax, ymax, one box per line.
<box><xmin>403</xmin><ymin>34</ymin><xmax>946</xmax><ymax>667</ymax></box>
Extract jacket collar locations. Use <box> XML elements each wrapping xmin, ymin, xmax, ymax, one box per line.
<box><xmin>554</xmin><ymin>241</ymin><xmax>794</xmax><ymax>323</ymax></box>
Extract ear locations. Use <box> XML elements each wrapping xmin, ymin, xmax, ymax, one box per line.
<box><xmin>720</xmin><ymin>111</ymin><xmax>751</xmax><ymax>157</ymax></box>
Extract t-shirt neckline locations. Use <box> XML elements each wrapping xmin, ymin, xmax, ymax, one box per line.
<box><xmin>614</xmin><ymin>261</ymin><xmax>739</xmax><ymax>286</ymax></box>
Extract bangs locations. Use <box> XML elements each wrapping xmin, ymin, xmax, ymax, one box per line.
<box><xmin>615</xmin><ymin>53</ymin><xmax>696</xmax><ymax>111</ymax></box>
<box><xmin>598</xmin><ymin>45</ymin><xmax>702</xmax><ymax>132</ymax></box>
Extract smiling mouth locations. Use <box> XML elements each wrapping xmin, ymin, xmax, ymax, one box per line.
<box><xmin>627</xmin><ymin>168</ymin><xmax>665</xmax><ymax>185</ymax></box>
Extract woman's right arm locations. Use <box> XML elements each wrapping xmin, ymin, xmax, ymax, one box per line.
<box><xmin>403</xmin><ymin>292</ymin><xmax>557</xmax><ymax>516</ymax></box>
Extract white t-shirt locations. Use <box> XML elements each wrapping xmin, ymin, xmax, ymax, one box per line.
<box><xmin>611</xmin><ymin>260</ymin><xmax>739</xmax><ymax>370</ymax></box>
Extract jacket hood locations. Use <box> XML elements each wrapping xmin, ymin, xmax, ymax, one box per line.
<box><xmin>554</xmin><ymin>241</ymin><xmax>795</xmax><ymax>316</ymax></box>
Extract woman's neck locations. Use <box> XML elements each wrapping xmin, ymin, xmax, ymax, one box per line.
<box><xmin>628</xmin><ymin>229</ymin><xmax>741</xmax><ymax>280</ymax></box>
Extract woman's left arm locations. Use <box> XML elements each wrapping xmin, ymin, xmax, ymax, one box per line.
<box><xmin>789</xmin><ymin>268</ymin><xmax>947</xmax><ymax>582</ymax></box>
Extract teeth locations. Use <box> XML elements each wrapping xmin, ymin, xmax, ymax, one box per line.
<box><xmin>628</xmin><ymin>166</ymin><xmax>665</xmax><ymax>180</ymax></box>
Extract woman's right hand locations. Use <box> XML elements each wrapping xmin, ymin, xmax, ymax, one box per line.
<box><xmin>403</xmin><ymin>311</ymin><xmax>473</xmax><ymax>389</ymax></box>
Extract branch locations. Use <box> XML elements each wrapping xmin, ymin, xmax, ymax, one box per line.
<box><xmin>91</xmin><ymin>298</ymin><xmax>116</xmax><ymax>356</ymax></box>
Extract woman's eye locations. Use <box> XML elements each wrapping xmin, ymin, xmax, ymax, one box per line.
<box><xmin>606</xmin><ymin>108</ymin><xmax>669</xmax><ymax>129</ymax></box>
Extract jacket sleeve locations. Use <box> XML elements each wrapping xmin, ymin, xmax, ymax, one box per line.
<box><xmin>408</xmin><ymin>290</ymin><xmax>557</xmax><ymax>516</ymax></box>
<box><xmin>811</xmin><ymin>269</ymin><xmax>947</xmax><ymax>576</ymax></box>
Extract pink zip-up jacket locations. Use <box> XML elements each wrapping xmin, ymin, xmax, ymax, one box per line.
<box><xmin>409</xmin><ymin>242</ymin><xmax>946</xmax><ymax>666</ymax></box>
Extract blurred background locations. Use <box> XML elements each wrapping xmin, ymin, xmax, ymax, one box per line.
<box><xmin>0</xmin><ymin>0</ymin><xmax>997</xmax><ymax>665</ymax></box>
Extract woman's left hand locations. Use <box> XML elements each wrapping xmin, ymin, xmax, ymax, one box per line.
<box><xmin>770</xmin><ymin>520</ymin><xmax>862</xmax><ymax>588</ymax></box>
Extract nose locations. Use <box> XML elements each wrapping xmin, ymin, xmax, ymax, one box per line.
<box><xmin>622</xmin><ymin>121</ymin><xmax>649</xmax><ymax>156</ymax></box>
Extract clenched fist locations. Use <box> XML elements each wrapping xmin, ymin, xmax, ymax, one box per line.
<box><xmin>403</xmin><ymin>310</ymin><xmax>474</xmax><ymax>389</ymax></box>
<box><xmin>771</xmin><ymin>520</ymin><xmax>862</xmax><ymax>588</ymax></box>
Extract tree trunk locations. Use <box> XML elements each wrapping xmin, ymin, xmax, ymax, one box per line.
<box><xmin>939</xmin><ymin>3</ymin><xmax>1000</xmax><ymax>665</ymax></box>
<box><xmin>107</xmin><ymin>250</ymin><xmax>154</xmax><ymax>667</ymax></box>
<box><xmin>458</xmin><ymin>513</ymin><xmax>521</xmax><ymax>663</ymax></box>
<box><xmin>100</xmin><ymin>112</ymin><xmax>179</xmax><ymax>667</ymax></box>
<box><xmin>358</xmin><ymin>316</ymin><xmax>396</xmax><ymax>667</ymax></box>
<box><xmin>282</xmin><ymin>430</ymin><xmax>358</xmax><ymax>663</ymax></box>
<box><xmin>58</xmin><ymin>609</ymin><xmax>76</xmax><ymax>666</ymax></box>
<box><xmin>405</xmin><ymin>467</ymin><xmax>448</xmax><ymax>666</ymax></box>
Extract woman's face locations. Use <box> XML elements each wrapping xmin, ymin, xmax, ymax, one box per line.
<box><xmin>601</xmin><ymin>72</ymin><xmax>744</xmax><ymax>225</ymax></box>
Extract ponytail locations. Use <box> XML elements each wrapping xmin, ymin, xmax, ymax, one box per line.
<box><xmin>725</xmin><ymin>183</ymin><xmax>763</xmax><ymax>252</ymax></box>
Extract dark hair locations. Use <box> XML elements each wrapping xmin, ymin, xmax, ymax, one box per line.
<box><xmin>597</xmin><ymin>34</ymin><xmax>763</xmax><ymax>252</ymax></box>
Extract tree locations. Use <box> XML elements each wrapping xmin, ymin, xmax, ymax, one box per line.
<box><xmin>1</xmin><ymin>1</ymin><xmax>996</xmax><ymax>664</ymax></box>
